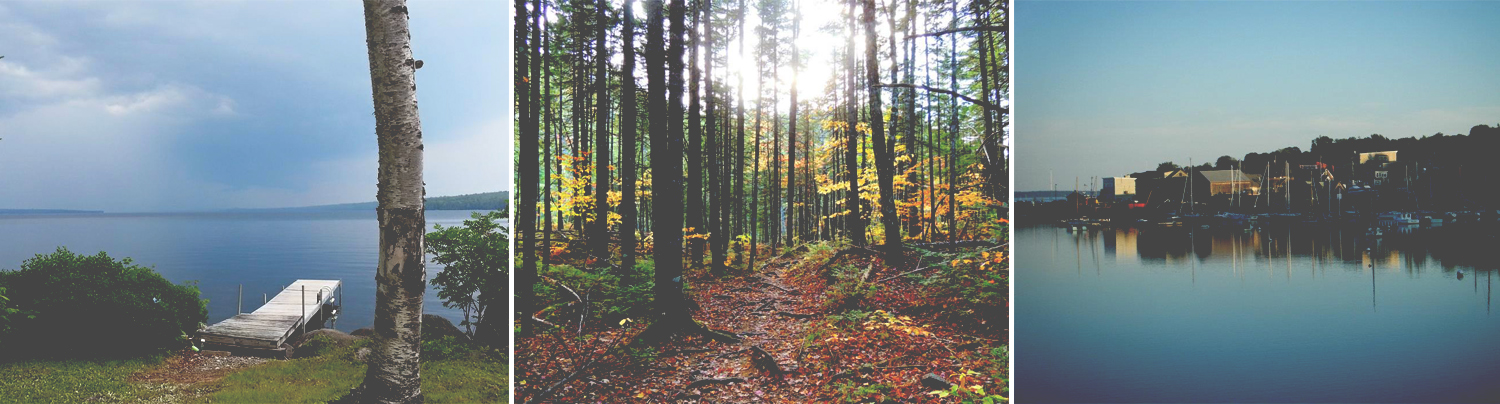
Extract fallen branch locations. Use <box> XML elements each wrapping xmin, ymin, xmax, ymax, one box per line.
<box><xmin>816</xmin><ymin>248</ymin><xmax>881</xmax><ymax>274</ymax></box>
<box><xmin>908</xmin><ymin>240</ymin><xmax>1001</xmax><ymax>250</ymax></box>
<box><xmin>530</xmin><ymin>316</ymin><xmax>561</xmax><ymax>328</ymax></box>
<box><xmin>877</xmin><ymin>266</ymin><xmax>942</xmax><ymax>283</ymax></box>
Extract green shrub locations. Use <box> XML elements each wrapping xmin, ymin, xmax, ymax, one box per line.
<box><xmin>826</xmin><ymin>265</ymin><xmax>880</xmax><ymax>311</ymax></box>
<box><xmin>0</xmin><ymin>286</ymin><xmax>27</xmax><ymax>348</ymax></box>
<box><xmin>421</xmin><ymin>335</ymin><xmax>475</xmax><ymax>361</ymax></box>
<box><xmin>831</xmin><ymin>379</ymin><xmax>895</xmax><ymax>403</ymax></box>
<box><xmin>921</xmin><ymin>248</ymin><xmax>1007</xmax><ymax>329</ymax></box>
<box><xmin>297</xmin><ymin>334</ymin><xmax>342</xmax><ymax>358</ymax></box>
<box><xmin>0</xmin><ymin>248</ymin><xmax>207</xmax><ymax>359</ymax></box>
<box><xmin>534</xmin><ymin>260</ymin><xmax>655</xmax><ymax>326</ymax></box>
<box><xmin>427</xmin><ymin>210</ymin><xmax>508</xmax><ymax>341</ymax></box>
<box><xmin>927</xmin><ymin>369</ymin><xmax>1008</xmax><ymax>403</ymax></box>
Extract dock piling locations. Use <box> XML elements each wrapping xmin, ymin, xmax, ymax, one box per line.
<box><xmin>301</xmin><ymin>285</ymin><xmax>306</xmax><ymax>336</ymax></box>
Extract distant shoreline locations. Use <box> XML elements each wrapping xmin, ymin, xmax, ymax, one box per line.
<box><xmin>0</xmin><ymin>209</ymin><xmax>106</xmax><ymax>215</ymax></box>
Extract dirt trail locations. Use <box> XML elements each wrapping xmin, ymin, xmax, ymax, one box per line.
<box><xmin>115</xmin><ymin>351</ymin><xmax>267</xmax><ymax>403</ymax></box>
<box><xmin>523</xmin><ymin>244</ymin><xmax>1006</xmax><ymax>403</ymax></box>
<box><xmin>657</xmin><ymin>255</ymin><xmax>825</xmax><ymax>402</ymax></box>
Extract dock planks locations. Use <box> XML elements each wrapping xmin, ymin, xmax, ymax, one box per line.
<box><xmin>200</xmin><ymin>279</ymin><xmax>341</xmax><ymax>350</ymax></box>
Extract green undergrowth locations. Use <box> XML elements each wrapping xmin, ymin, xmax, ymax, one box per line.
<box><xmin>534</xmin><ymin>260</ymin><xmax>656</xmax><ymax>326</ymax></box>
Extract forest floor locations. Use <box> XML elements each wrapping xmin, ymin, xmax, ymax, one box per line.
<box><xmin>518</xmin><ymin>240</ymin><xmax>1008</xmax><ymax>403</ymax></box>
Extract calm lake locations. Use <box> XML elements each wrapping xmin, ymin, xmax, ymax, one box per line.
<box><xmin>0</xmin><ymin>210</ymin><xmax>501</xmax><ymax>332</ymax></box>
<box><xmin>1017</xmin><ymin>223</ymin><xmax>1500</xmax><ymax>403</ymax></box>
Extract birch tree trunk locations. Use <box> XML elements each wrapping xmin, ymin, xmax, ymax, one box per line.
<box><xmin>358</xmin><ymin>0</ymin><xmax>425</xmax><ymax>402</ymax></box>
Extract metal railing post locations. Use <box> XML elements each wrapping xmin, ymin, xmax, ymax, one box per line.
<box><xmin>237</xmin><ymin>284</ymin><xmax>242</xmax><ymax>314</ymax></box>
<box><xmin>301</xmin><ymin>285</ymin><xmax>306</xmax><ymax>336</ymax></box>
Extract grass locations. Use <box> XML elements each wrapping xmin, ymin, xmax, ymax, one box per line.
<box><xmin>211</xmin><ymin>339</ymin><xmax>509</xmax><ymax>403</ymax></box>
<box><xmin>0</xmin><ymin>340</ymin><xmax>508</xmax><ymax>404</ymax></box>
<box><xmin>208</xmin><ymin>344</ymin><xmax>365</xmax><ymax>404</ymax></box>
<box><xmin>0</xmin><ymin>356</ymin><xmax>165</xmax><ymax>402</ymax></box>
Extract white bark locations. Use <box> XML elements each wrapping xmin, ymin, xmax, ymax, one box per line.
<box><xmin>359</xmin><ymin>0</ymin><xmax>426</xmax><ymax>402</ymax></box>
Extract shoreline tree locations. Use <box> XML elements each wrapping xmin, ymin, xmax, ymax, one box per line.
<box><xmin>356</xmin><ymin>0</ymin><xmax>428</xmax><ymax>401</ymax></box>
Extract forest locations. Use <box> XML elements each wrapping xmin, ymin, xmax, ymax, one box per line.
<box><xmin>512</xmin><ymin>0</ymin><xmax>1006</xmax><ymax>401</ymax></box>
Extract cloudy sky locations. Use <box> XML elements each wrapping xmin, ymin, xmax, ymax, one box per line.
<box><xmin>1016</xmin><ymin>1</ymin><xmax>1500</xmax><ymax>192</ymax></box>
<box><xmin>0</xmin><ymin>1</ymin><xmax>508</xmax><ymax>211</ymax></box>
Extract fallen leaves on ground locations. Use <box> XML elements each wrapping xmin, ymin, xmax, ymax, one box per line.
<box><xmin>517</xmin><ymin>240</ymin><xmax>1009</xmax><ymax>403</ymax></box>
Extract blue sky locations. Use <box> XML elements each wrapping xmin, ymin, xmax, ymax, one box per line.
<box><xmin>1016</xmin><ymin>1</ymin><xmax>1500</xmax><ymax>192</ymax></box>
<box><xmin>0</xmin><ymin>1</ymin><xmax>509</xmax><ymax>211</ymax></box>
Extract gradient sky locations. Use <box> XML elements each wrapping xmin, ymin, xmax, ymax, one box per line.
<box><xmin>1016</xmin><ymin>1</ymin><xmax>1500</xmax><ymax>192</ymax></box>
<box><xmin>0</xmin><ymin>1</ymin><xmax>509</xmax><ymax>211</ymax></box>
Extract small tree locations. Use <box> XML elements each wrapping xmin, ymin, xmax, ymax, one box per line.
<box><xmin>426</xmin><ymin>210</ymin><xmax>509</xmax><ymax>340</ymax></box>
<box><xmin>1214</xmin><ymin>155</ymin><xmax>1239</xmax><ymax>170</ymax></box>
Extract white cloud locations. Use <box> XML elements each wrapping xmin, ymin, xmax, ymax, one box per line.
<box><xmin>0</xmin><ymin>59</ymin><xmax>102</xmax><ymax>100</ymax></box>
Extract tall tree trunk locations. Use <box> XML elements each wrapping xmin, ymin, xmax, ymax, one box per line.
<box><xmin>358</xmin><ymin>1</ymin><xmax>426</xmax><ymax>402</ymax></box>
<box><xmin>749</xmin><ymin>60</ymin><xmax>762</xmax><ymax>272</ymax></box>
<box><xmin>704</xmin><ymin>0</ymin><xmax>726</xmax><ymax>275</ymax></box>
<box><xmin>732</xmin><ymin>0</ymin><xmax>747</xmax><ymax>265</ymax></box>
<box><xmin>785</xmin><ymin>1</ymin><xmax>799</xmax><ymax>250</ymax></box>
<box><xmin>976</xmin><ymin>1</ymin><xmax>1005</xmax><ymax>206</ymax></box>
<box><xmin>768</xmin><ymin>39</ymin><xmax>780</xmax><ymax>252</ymax></box>
<box><xmin>621</xmin><ymin>0</ymin><xmax>638</xmax><ymax>269</ymax></box>
<box><xmin>947</xmin><ymin>0</ymin><xmax>959</xmax><ymax>241</ymax></box>
<box><xmin>685</xmin><ymin>1</ymin><xmax>705</xmax><ymax>269</ymax></box>
<box><xmin>593</xmin><ymin>0</ymin><xmax>613</xmax><ymax>264</ymax></box>
<box><xmin>542</xmin><ymin>3</ymin><xmax>553</xmax><ymax>279</ymax></box>
<box><xmin>862</xmin><ymin>0</ymin><xmax>902</xmax><ymax>266</ymax></box>
<box><xmin>844</xmin><ymin>0</ymin><xmax>866</xmax><ymax>245</ymax></box>
<box><xmin>647</xmin><ymin>0</ymin><xmax>694</xmax><ymax>336</ymax></box>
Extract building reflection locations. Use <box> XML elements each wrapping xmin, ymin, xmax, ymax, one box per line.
<box><xmin>1094</xmin><ymin>223</ymin><xmax>1499</xmax><ymax>276</ymax></box>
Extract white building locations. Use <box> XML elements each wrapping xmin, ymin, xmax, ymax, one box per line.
<box><xmin>1102</xmin><ymin>176</ymin><xmax>1136</xmax><ymax>201</ymax></box>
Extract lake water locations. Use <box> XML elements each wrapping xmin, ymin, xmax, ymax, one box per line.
<box><xmin>1016</xmin><ymin>224</ymin><xmax>1500</xmax><ymax>403</ymax></box>
<box><xmin>0</xmin><ymin>210</ymin><xmax>500</xmax><ymax>332</ymax></box>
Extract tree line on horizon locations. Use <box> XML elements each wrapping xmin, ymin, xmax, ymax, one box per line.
<box><xmin>1136</xmin><ymin>123</ymin><xmax>1500</xmax><ymax>208</ymax></box>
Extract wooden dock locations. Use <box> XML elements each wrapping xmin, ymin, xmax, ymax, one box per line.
<box><xmin>200</xmin><ymin>279</ymin><xmax>341</xmax><ymax>354</ymax></box>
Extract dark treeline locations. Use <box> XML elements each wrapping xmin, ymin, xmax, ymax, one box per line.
<box><xmin>1138</xmin><ymin>124</ymin><xmax>1500</xmax><ymax>210</ymax></box>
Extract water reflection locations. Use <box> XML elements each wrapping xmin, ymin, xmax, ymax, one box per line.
<box><xmin>1018</xmin><ymin>223</ymin><xmax>1500</xmax><ymax>403</ymax></box>
<box><xmin>1057</xmin><ymin>223</ymin><xmax>1500</xmax><ymax>313</ymax></box>
<box><xmin>1076</xmin><ymin>223</ymin><xmax>1498</xmax><ymax>275</ymax></box>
